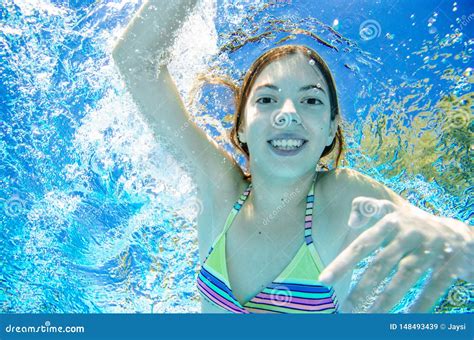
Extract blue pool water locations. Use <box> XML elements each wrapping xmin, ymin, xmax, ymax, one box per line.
<box><xmin>1</xmin><ymin>0</ymin><xmax>472</xmax><ymax>313</ymax></box>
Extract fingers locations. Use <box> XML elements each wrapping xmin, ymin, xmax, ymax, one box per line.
<box><xmin>319</xmin><ymin>213</ymin><xmax>399</xmax><ymax>285</ymax></box>
<box><xmin>409</xmin><ymin>265</ymin><xmax>457</xmax><ymax>313</ymax></box>
<box><xmin>409</xmin><ymin>247</ymin><xmax>464</xmax><ymax>313</ymax></box>
<box><xmin>367</xmin><ymin>248</ymin><xmax>435</xmax><ymax>313</ymax></box>
<box><xmin>348</xmin><ymin>196</ymin><xmax>397</xmax><ymax>229</ymax></box>
<box><xmin>346</xmin><ymin>231</ymin><xmax>424</xmax><ymax>309</ymax></box>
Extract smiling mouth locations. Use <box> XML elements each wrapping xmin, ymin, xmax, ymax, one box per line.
<box><xmin>267</xmin><ymin>138</ymin><xmax>308</xmax><ymax>151</ymax></box>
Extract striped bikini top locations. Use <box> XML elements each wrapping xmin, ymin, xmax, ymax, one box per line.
<box><xmin>197</xmin><ymin>172</ymin><xmax>339</xmax><ymax>314</ymax></box>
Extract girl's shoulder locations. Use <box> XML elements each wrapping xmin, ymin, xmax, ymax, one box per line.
<box><xmin>317</xmin><ymin>167</ymin><xmax>362</xmax><ymax>194</ymax></box>
<box><xmin>319</xmin><ymin>167</ymin><xmax>406</xmax><ymax>207</ymax></box>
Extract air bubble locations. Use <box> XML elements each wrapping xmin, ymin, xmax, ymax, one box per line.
<box><xmin>309</xmin><ymin>59</ymin><xmax>315</xmax><ymax>65</ymax></box>
<box><xmin>444</xmin><ymin>244</ymin><xmax>453</xmax><ymax>253</ymax></box>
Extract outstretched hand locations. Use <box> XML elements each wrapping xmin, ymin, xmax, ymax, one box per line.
<box><xmin>318</xmin><ymin>196</ymin><xmax>473</xmax><ymax>313</ymax></box>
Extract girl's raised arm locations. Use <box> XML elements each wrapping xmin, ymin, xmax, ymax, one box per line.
<box><xmin>112</xmin><ymin>0</ymin><xmax>244</xmax><ymax>197</ymax></box>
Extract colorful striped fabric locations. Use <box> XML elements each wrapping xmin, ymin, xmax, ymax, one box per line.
<box><xmin>197</xmin><ymin>172</ymin><xmax>339</xmax><ymax>314</ymax></box>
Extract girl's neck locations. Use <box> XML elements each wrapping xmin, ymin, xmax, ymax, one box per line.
<box><xmin>245</xmin><ymin>169</ymin><xmax>317</xmax><ymax>226</ymax></box>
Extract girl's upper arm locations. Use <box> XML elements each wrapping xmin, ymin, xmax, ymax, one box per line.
<box><xmin>117</xmin><ymin>60</ymin><xmax>244</xmax><ymax>198</ymax></box>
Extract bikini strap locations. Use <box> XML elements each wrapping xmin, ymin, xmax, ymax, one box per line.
<box><xmin>221</xmin><ymin>172</ymin><xmax>318</xmax><ymax>241</ymax></box>
<box><xmin>203</xmin><ymin>183</ymin><xmax>252</xmax><ymax>261</ymax></box>
<box><xmin>304</xmin><ymin>172</ymin><xmax>319</xmax><ymax>245</ymax></box>
<box><xmin>221</xmin><ymin>182</ymin><xmax>252</xmax><ymax>235</ymax></box>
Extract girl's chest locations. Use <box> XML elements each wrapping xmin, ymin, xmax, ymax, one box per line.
<box><xmin>198</xmin><ymin>177</ymin><xmax>356</xmax><ymax>311</ymax></box>
<box><xmin>222</xmin><ymin>200</ymin><xmax>351</xmax><ymax>307</ymax></box>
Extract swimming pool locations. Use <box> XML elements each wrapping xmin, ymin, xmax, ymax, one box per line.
<box><xmin>1</xmin><ymin>0</ymin><xmax>472</xmax><ymax>313</ymax></box>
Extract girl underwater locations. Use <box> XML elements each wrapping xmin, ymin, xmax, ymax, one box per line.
<box><xmin>112</xmin><ymin>0</ymin><xmax>473</xmax><ymax>313</ymax></box>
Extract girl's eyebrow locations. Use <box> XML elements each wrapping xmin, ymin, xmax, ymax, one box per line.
<box><xmin>254</xmin><ymin>83</ymin><xmax>326</xmax><ymax>94</ymax></box>
<box><xmin>299</xmin><ymin>84</ymin><xmax>326</xmax><ymax>94</ymax></box>
<box><xmin>254</xmin><ymin>84</ymin><xmax>279</xmax><ymax>92</ymax></box>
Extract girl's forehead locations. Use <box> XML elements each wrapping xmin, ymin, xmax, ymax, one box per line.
<box><xmin>252</xmin><ymin>54</ymin><xmax>328</xmax><ymax>89</ymax></box>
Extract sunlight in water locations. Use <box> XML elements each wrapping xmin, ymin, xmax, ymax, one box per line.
<box><xmin>1</xmin><ymin>0</ymin><xmax>472</xmax><ymax>313</ymax></box>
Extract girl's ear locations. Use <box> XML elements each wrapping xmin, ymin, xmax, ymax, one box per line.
<box><xmin>237</xmin><ymin>115</ymin><xmax>247</xmax><ymax>143</ymax></box>
<box><xmin>326</xmin><ymin>118</ymin><xmax>337</xmax><ymax>146</ymax></box>
<box><xmin>238</xmin><ymin>128</ymin><xmax>247</xmax><ymax>144</ymax></box>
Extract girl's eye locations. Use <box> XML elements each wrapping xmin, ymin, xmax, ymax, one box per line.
<box><xmin>256</xmin><ymin>97</ymin><xmax>276</xmax><ymax>104</ymax></box>
<box><xmin>302</xmin><ymin>98</ymin><xmax>323</xmax><ymax>105</ymax></box>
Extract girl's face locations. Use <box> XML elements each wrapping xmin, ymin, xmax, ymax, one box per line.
<box><xmin>239</xmin><ymin>52</ymin><xmax>337</xmax><ymax>178</ymax></box>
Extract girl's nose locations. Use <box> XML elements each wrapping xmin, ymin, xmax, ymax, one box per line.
<box><xmin>272</xmin><ymin>99</ymin><xmax>302</xmax><ymax>128</ymax></box>
<box><xmin>281</xmin><ymin>98</ymin><xmax>297</xmax><ymax>114</ymax></box>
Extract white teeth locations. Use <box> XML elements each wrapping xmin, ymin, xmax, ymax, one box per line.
<box><xmin>270</xmin><ymin>139</ymin><xmax>305</xmax><ymax>150</ymax></box>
